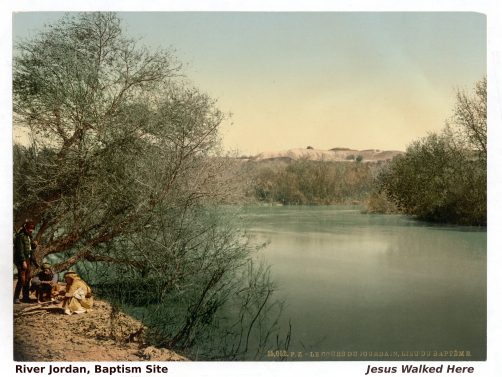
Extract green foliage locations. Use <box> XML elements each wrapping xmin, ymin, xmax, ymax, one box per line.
<box><xmin>77</xmin><ymin>206</ymin><xmax>289</xmax><ymax>360</ymax></box>
<box><xmin>249</xmin><ymin>158</ymin><xmax>376</xmax><ymax>205</ymax></box>
<box><xmin>13</xmin><ymin>12</ymin><xmax>287</xmax><ymax>359</ymax></box>
<box><xmin>363</xmin><ymin>190</ymin><xmax>398</xmax><ymax>214</ymax></box>
<box><xmin>451</xmin><ymin>77</ymin><xmax>487</xmax><ymax>160</ymax></box>
<box><xmin>377</xmin><ymin>79</ymin><xmax>486</xmax><ymax>225</ymax></box>
<box><xmin>13</xmin><ymin>12</ymin><xmax>224</xmax><ymax>271</ymax></box>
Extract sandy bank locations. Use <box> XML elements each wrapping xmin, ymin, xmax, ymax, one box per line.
<box><xmin>13</xmin><ymin>294</ymin><xmax>186</xmax><ymax>362</ymax></box>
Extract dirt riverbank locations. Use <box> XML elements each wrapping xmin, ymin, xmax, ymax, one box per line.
<box><xmin>13</xmin><ymin>292</ymin><xmax>186</xmax><ymax>362</ymax></box>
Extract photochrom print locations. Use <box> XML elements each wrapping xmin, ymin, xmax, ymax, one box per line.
<box><xmin>12</xmin><ymin>12</ymin><xmax>486</xmax><ymax>362</ymax></box>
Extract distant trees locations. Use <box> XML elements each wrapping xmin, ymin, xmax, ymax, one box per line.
<box><xmin>251</xmin><ymin>159</ymin><xmax>375</xmax><ymax>204</ymax></box>
<box><xmin>376</xmin><ymin>78</ymin><xmax>486</xmax><ymax>225</ymax></box>
<box><xmin>345</xmin><ymin>154</ymin><xmax>363</xmax><ymax>162</ymax></box>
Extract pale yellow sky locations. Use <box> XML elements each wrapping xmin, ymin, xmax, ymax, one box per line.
<box><xmin>13</xmin><ymin>12</ymin><xmax>486</xmax><ymax>155</ymax></box>
<box><xmin>214</xmin><ymin>70</ymin><xmax>455</xmax><ymax>154</ymax></box>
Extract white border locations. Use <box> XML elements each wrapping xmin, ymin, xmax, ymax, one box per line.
<box><xmin>1</xmin><ymin>1</ymin><xmax>501</xmax><ymax>376</ymax></box>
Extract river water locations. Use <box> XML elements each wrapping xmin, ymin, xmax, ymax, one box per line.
<box><xmin>241</xmin><ymin>205</ymin><xmax>486</xmax><ymax>361</ymax></box>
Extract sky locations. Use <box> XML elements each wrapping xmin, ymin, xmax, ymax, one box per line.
<box><xmin>12</xmin><ymin>12</ymin><xmax>486</xmax><ymax>155</ymax></box>
<box><xmin>3</xmin><ymin>3</ymin><xmax>502</xmax><ymax>377</ymax></box>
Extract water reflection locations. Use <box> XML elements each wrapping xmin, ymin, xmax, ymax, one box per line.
<box><xmin>242</xmin><ymin>205</ymin><xmax>487</xmax><ymax>360</ymax></box>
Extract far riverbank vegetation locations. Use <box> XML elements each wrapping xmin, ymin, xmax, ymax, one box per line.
<box><xmin>238</xmin><ymin>78</ymin><xmax>486</xmax><ymax>226</ymax></box>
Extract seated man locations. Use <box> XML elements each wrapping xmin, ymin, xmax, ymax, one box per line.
<box><xmin>30</xmin><ymin>262</ymin><xmax>59</xmax><ymax>302</ymax></box>
<box><xmin>62</xmin><ymin>271</ymin><xmax>93</xmax><ymax>315</ymax></box>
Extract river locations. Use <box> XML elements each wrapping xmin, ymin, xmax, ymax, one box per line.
<box><xmin>241</xmin><ymin>205</ymin><xmax>486</xmax><ymax>361</ymax></box>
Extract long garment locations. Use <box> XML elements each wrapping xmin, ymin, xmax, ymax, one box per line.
<box><xmin>62</xmin><ymin>277</ymin><xmax>93</xmax><ymax>314</ymax></box>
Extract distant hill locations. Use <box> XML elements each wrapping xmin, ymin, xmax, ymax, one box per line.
<box><xmin>251</xmin><ymin>147</ymin><xmax>403</xmax><ymax>162</ymax></box>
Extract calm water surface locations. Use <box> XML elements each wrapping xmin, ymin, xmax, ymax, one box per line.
<box><xmin>241</xmin><ymin>205</ymin><xmax>486</xmax><ymax>361</ymax></box>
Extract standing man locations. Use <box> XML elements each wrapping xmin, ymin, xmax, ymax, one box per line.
<box><xmin>13</xmin><ymin>219</ymin><xmax>37</xmax><ymax>304</ymax></box>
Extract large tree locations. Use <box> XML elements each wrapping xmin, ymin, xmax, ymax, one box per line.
<box><xmin>13</xmin><ymin>12</ymin><xmax>288</xmax><ymax>359</ymax></box>
<box><xmin>450</xmin><ymin>77</ymin><xmax>487</xmax><ymax>160</ymax></box>
<box><xmin>13</xmin><ymin>13</ymin><xmax>226</xmax><ymax>271</ymax></box>
<box><xmin>377</xmin><ymin>78</ymin><xmax>487</xmax><ymax>225</ymax></box>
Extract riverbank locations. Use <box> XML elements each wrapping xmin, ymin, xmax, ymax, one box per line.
<box><xmin>13</xmin><ymin>292</ymin><xmax>187</xmax><ymax>362</ymax></box>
